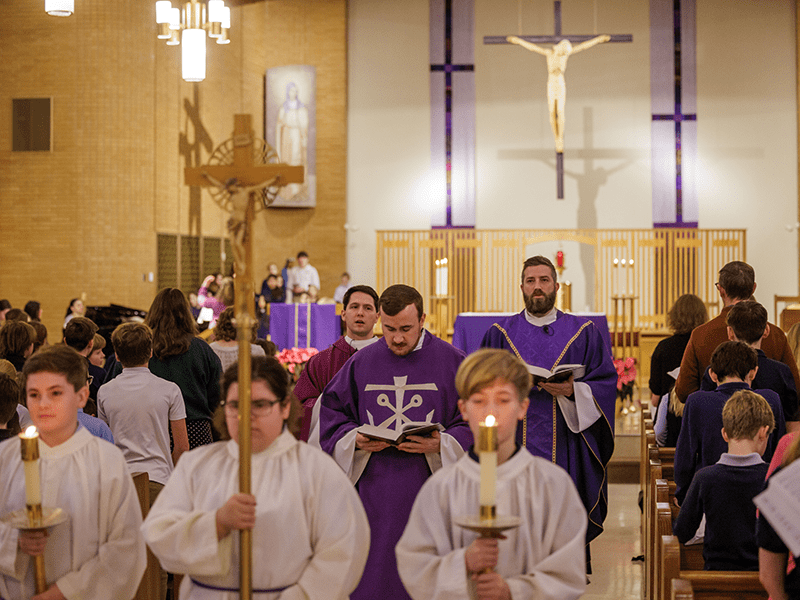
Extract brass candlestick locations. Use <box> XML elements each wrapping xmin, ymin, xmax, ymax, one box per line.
<box><xmin>20</xmin><ymin>430</ymin><xmax>46</xmax><ymax>594</ymax></box>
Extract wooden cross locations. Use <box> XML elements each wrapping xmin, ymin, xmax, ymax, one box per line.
<box><xmin>484</xmin><ymin>1</ymin><xmax>632</xmax><ymax>199</ymax></box>
<box><xmin>185</xmin><ymin>114</ymin><xmax>303</xmax><ymax>600</ymax></box>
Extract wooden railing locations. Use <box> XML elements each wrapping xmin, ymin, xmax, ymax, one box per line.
<box><xmin>376</xmin><ymin>229</ymin><xmax>746</xmax><ymax>338</ymax></box>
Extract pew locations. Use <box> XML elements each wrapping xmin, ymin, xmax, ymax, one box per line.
<box><xmin>132</xmin><ymin>472</ymin><xmax>160</xmax><ymax>600</ymax></box>
<box><xmin>660</xmin><ymin>536</ymin><xmax>767</xmax><ymax>600</ymax></box>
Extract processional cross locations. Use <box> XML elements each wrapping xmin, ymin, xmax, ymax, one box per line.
<box><xmin>185</xmin><ymin>114</ymin><xmax>303</xmax><ymax>600</ymax></box>
<box><xmin>484</xmin><ymin>1</ymin><xmax>632</xmax><ymax>199</ymax></box>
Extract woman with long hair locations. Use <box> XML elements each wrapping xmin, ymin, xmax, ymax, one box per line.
<box><xmin>145</xmin><ymin>288</ymin><xmax>222</xmax><ymax>448</ymax></box>
<box><xmin>63</xmin><ymin>298</ymin><xmax>86</xmax><ymax>328</ymax></box>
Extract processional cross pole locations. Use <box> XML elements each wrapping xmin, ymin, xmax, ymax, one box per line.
<box><xmin>484</xmin><ymin>0</ymin><xmax>632</xmax><ymax>199</ymax></box>
<box><xmin>185</xmin><ymin>114</ymin><xmax>303</xmax><ymax>600</ymax></box>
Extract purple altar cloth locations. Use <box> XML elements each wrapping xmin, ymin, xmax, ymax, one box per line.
<box><xmin>269</xmin><ymin>304</ymin><xmax>340</xmax><ymax>351</ymax></box>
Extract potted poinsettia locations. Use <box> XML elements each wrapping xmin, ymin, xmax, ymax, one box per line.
<box><xmin>614</xmin><ymin>356</ymin><xmax>637</xmax><ymax>415</ymax></box>
<box><xmin>276</xmin><ymin>347</ymin><xmax>319</xmax><ymax>382</ymax></box>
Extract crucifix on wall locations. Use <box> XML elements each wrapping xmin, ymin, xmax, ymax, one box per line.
<box><xmin>484</xmin><ymin>1</ymin><xmax>632</xmax><ymax>199</ymax></box>
<box><xmin>185</xmin><ymin>113</ymin><xmax>303</xmax><ymax>600</ymax></box>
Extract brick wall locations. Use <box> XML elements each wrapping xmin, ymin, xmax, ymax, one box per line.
<box><xmin>0</xmin><ymin>0</ymin><xmax>347</xmax><ymax>337</ymax></box>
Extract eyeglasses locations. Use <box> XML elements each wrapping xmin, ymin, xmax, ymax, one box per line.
<box><xmin>222</xmin><ymin>399</ymin><xmax>282</xmax><ymax>416</ymax></box>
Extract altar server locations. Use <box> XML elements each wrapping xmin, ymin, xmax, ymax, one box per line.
<box><xmin>143</xmin><ymin>356</ymin><xmax>370</xmax><ymax>600</ymax></box>
<box><xmin>0</xmin><ymin>345</ymin><xmax>146</xmax><ymax>600</ymax></box>
<box><xmin>396</xmin><ymin>348</ymin><xmax>587</xmax><ymax>600</ymax></box>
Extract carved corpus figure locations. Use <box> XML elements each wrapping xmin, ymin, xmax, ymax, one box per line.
<box><xmin>507</xmin><ymin>34</ymin><xmax>610</xmax><ymax>153</ymax></box>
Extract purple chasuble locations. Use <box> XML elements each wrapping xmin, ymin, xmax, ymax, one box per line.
<box><xmin>481</xmin><ymin>310</ymin><xmax>616</xmax><ymax>545</ymax></box>
<box><xmin>294</xmin><ymin>336</ymin><xmax>357</xmax><ymax>441</ymax></box>
<box><xmin>320</xmin><ymin>332</ymin><xmax>471</xmax><ymax>600</ymax></box>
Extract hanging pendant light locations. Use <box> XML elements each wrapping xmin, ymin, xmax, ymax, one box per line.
<box><xmin>45</xmin><ymin>0</ymin><xmax>74</xmax><ymax>17</ymax></box>
<box><xmin>182</xmin><ymin>28</ymin><xmax>207</xmax><ymax>83</ymax></box>
<box><xmin>153</xmin><ymin>0</ymin><xmax>231</xmax><ymax>82</ymax></box>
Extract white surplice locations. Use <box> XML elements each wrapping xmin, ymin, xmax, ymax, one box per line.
<box><xmin>396</xmin><ymin>448</ymin><xmax>587</xmax><ymax>600</ymax></box>
<box><xmin>142</xmin><ymin>429</ymin><xmax>370</xmax><ymax>600</ymax></box>
<box><xmin>0</xmin><ymin>427</ymin><xmax>147</xmax><ymax>600</ymax></box>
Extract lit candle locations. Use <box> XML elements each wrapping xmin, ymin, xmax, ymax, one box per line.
<box><xmin>19</xmin><ymin>426</ymin><xmax>41</xmax><ymax>509</ymax></box>
<box><xmin>478</xmin><ymin>415</ymin><xmax>498</xmax><ymax>520</ymax></box>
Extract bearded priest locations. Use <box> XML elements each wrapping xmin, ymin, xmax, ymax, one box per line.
<box><xmin>480</xmin><ymin>255</ymin><xmax>616</xmax><ymax>573</ymax></box>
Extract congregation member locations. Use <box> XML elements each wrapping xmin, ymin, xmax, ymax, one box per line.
<box><xmin>286</xmin><ymin>251</ymin><xmax>320</xmax><ymax>302</ymax></box>
<box><xmin>0</xmin><ymin>372</ymin><xmax>19</xmax><ymax>441</ymax></box>
<box><xmin>63</xmin><ymin>298</ymin><xmax>85</xmax><ymax>328</ymax></box>
<box><xmin>480</xmin><ymin>255</ymin><xmax>616</xmax><ymax>569</ymax></box>
<box><xmin>89</xmin><ymin>333</ymin><xmax>107</xmax><ymax>371</ymax></box>
<box><xmin>673</xmin><ymin>390</ymin><xmax>774</xmax><ymax>570</ymax></box>
<box><xmin>143</xmin><ymin>356</ymin><xmax>370</xmax><ymax>600</ymax></box>
<box><xmin>30</xmin><ymin>321</ymin><xmax>48</xmax><ymax>354</ymax></box>
<box><xmin>675</xmin><ymin>261</ymin><xmax>800</xmax><ymax>417</ymax></box>
<box><xmin>649</xmin><ymin>294</ymin><xmax>708</xmax><ymax>407</ymax></box>
<box><xmin>23</xmin><ymin>301</ymin><xmax>41</xmax><ymax>322</ymax></box>
<box><xmin>698</xmin><ymin>300</ymin><xmax>799</xmax><ymax>430</ymax></box>
<box><xmin>144</xmin><ymin>288</ymin><xmax>222</xmax><ymax>448</ymax></box>
<box><xmin>0</xmin><ymin>320</ymin><xmax>36</xmax><ymax>371</ymax></box>
<box><xmin>98</xmin><ymin>322</ymin><xmax>189</xmax><ymax>600</ymax></box>
<box><xmin>333</xmin><ymin>272</ymin><xmax>351</xmax><ymax>303</ymax></box>
<box><xmin>0</xmin><ymin>299</ymin><xmax>11</xmax><ymax>321</ymax></box>
<box><xmin>197</xmin><ymin>274</ymin><xmax>234</xmax><ymax>328</ymax></box>
<box><xmin>758</xmin><ymin>434</ymin><xmax>800</xmax><ymax>600</ymax></box>
<box><xmin>294</xmin><ymin>284</ymin><xmax>380</xmax><ymax>441</ymax></box>
<box><xmin>674</xmin><ymin>341</ymin><xmax>785</xmax><ymax>504</ymax></box>
<box><xmin>63</xmin><ymin>317</ymin><xmax>105</xmax><ymax>410</ymax></box>
<box><xmin>0</xmin><ymin>345</ymin><xmax>146</xmax><ymax>599</ymax></box>
<box><xmin>320</xmin><ymin>284</ymin><xmax>472</xmax><ymax>600</ymax></box>
<box><xmin>4</xmin><ymin>309</ymin><xmax>29</xmax><ymax>322</ymax></box>
<box><xmin>396</xmin><ymin>349</ymin><xmax>587</xmax><ymax>600</ymax></box>
<box><xmin>209</xmin><ymin>307</ymin><xmax>266</xmax><ymax>373</ymax></box>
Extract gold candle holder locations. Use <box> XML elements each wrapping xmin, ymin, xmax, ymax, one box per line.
<box><xmin>19</xmin><ymin>427</ymin><xmax>47</xmax><ymax>594</ymax></box>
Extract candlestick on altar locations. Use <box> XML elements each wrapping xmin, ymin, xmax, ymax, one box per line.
<box><xmin>20</xmin><ymin>426</ymin><xmax>47</xmax><ymax>594</ymax></box>
<box><xmin>478</xmin><ymin>415</ymin><xmax>498</xmax><ymax>520</ymax></box>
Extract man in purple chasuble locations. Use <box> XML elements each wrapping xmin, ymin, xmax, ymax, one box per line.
<box><xmin>481</xmin><ymin>256</ymin><xmax>616</xmax><ymax>571</ymax></box>
<box><xmin>294</xmin><ymin>285</ymin><xmax>380</xmax><ymax>441</ymax></box>
<box><xmin>320</xmin><ymin>285</ymin><xmax>472</xmax><ymax>600</ymax></box>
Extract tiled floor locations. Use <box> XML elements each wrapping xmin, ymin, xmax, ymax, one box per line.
<box><xmin>583</xmin><ymin>483</ymin><xmax>643</xmax><ymax>599</ymax></box>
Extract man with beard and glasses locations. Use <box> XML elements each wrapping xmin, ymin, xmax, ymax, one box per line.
<box><xmin>480</xmin><ymin>255</ymin><xmax>616</xmax><ymax>573</ymax></box>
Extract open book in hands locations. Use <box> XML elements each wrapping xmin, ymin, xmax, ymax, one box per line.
<box><xmin>529</xmin><ymin>364</ymin><xmax>585</xmax><ymax>387</ymax></box>
<box><xmin>357</xmin><ymin>422</ymin><xmax>444</xmax><ymax>445</ymax></box>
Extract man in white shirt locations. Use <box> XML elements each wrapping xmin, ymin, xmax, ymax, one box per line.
<box><xmin>286</xmin><ymin>251</ymin><xmax>321</xmax><ymax>302</ymax></box>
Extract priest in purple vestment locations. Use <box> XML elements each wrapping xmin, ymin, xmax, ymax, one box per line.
<box><xmin>320</xmin><ymin>285</ymin><xmax>472</xmax><ymax>600</ymax></box>
<box><xmin>294</xmin><ymin>285</ymin><xmax>380</xmax><ymax>441</ymax></box>
<box><xmin>481</xmin><ymin>256</ymin><xmax>616</xmax><ymax>568</ymax></box>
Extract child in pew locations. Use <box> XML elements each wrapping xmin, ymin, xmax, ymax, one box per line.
<box><xmin>699</xmin><ymin>300</ymin><xmax>799</xmax><ymax>429</ymax></box>
<box><xmin>396</xmin><ymin>348</ymin><xmax>587</xmax><ymax>600</ymax></box>
<box><xmin>758</xmin><ymin>433</ymin><xmax>800</xmax><ymax>600</ymax></box>
<box><xmin>142</xmin><ymin>356</ymin><xmax>370</xmax><ymax>600</ymax></box>
<box><xmin>0</xmin><ymin>345</ymin><xmax>146</xmax><ymax>600</ymax></box>
<box><xmin>673</xmin><ymin>390</ymin><xmax>774</xmax><ymax>570</ymax></box>
<box><xmin>674</xmin><ymin>341</ymin><xmax>786</xmax><ymax>505</ymax></box>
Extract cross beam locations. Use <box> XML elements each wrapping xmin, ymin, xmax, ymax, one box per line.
<box><xmin>483</xmin><ymin>1</ymin><xmax>632</xmax><ymax>199</ymax></box>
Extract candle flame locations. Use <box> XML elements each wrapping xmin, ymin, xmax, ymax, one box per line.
<box><xmin>484</xmin><ymin>415</ymin><xmax>496</xmax><ymax>427</ymax></box>
<box><xmin>23</xmin><ymin>426</ymin><xmax>38</xmax><ymax>438</ymax></box>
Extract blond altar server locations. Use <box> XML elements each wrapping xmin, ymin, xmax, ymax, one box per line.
<box><xmin>396</xmin><ymin>349</ymin><xmax>586</xmax><ymax>600</ymax></box>
<box><xmin>143</xmin><ymin>356</ymin><xmax>370</xmax><ymax>600</ymax></box>
<box><xmin>0</xmin><ymin>345</ymin><xmax>146</xmax><ymax>600</ymax></box>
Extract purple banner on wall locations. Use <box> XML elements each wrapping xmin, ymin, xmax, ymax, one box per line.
<box><xmin>650</xmin><ymin>0</ymin><xmax>698</xmax><ymax>227</ymax></box>
<box><xmin>430</xmin><ymin>0</ymin><xmax>476</xmax><ymax>228</ymax></box>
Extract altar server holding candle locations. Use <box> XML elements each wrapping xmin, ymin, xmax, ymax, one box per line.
<box><xmin>396</xmin><ymin>349</ymin><xmax>587</xmax><ymax>600</ymax></box>
<box><xmin>0</xmin><ymin>345</ymin><xmax>146</xmax><ymax>600</ymax></box>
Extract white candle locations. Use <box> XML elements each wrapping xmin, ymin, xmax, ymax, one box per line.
<box><xmin>20</xmin><ymin>426</ymin><xmax>41</xmax><ymax>506</ymax></box>
<box><xmin>479</xmin><ymin>415</ymin><xmax>497</xmax><ymax>509</ymax></box>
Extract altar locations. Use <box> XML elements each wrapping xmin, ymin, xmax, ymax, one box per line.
<box><xmin>451</xmin><ymin>311</ymin><xmax>612</xmax><ymax>355</ymax></box>
<box><xmin>269</xmin><ymin>303</ymin><xmax>341</xmax><ymax>350</ymax></box>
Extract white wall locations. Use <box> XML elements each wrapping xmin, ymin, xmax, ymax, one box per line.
<box><xmin>347</xmin><ymin>0</ymin><xmax>798</xmax><ymax>319</ymax></box>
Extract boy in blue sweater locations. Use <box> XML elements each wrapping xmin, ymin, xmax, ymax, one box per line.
<box><xmin>674</xmin><ymin>341</ymin><xmax>785</xmax><ymax>504</ymax></box>
<box><xmin>673</xmin><ymin>389</ymin><xmax>774</xmax><ymax>570</ymax></box>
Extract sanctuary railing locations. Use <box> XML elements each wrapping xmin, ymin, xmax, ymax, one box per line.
<box><xmin>376</xmin><ymin>228</ymin><xmax>746</xmax><ymax>339</ymax></box>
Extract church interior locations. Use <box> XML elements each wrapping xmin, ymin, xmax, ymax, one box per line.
<box><xmin>2</xmin><ymin>0</ymin><xmax>800</xmax><ymax>598</ymax></box>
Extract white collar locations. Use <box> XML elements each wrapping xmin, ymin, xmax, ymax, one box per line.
<box><xmin>717</xmin><ymin>452</ymin><xmax>764</xmax><ymax>467</ymax></box>
<box><xmin>345</xmin><ymin>336</ymin><xmax>379</xmax><ymax>350</ymax></box>
<box><xmin>413</xmin><ymin>329</ymin><xmax>426</xmax><ymax>352</ymax></box>
<box><xmin>524</xmin><ymin>307</ymin><xmax>558</xmax><ymax>327</ymax></box>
